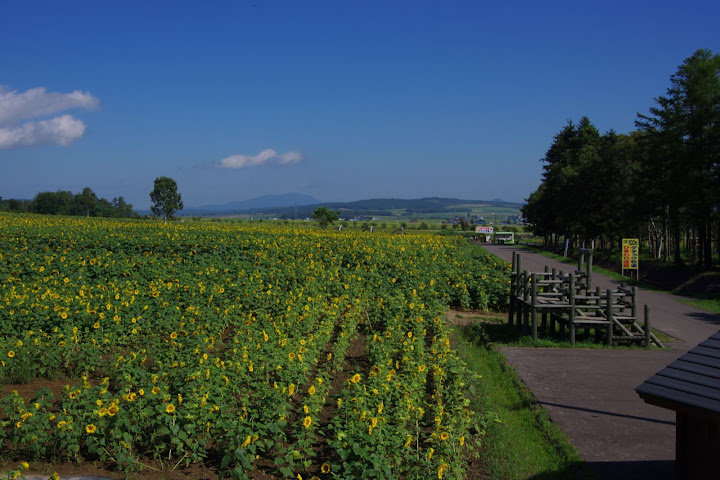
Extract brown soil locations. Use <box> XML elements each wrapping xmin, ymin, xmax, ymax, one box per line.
<box><xmin>3</xmin><ymin>459</ymin><xmax>218</xmax><ymax>480</ymax></box>
<box><xmin>0</xmin><ymin>378</ymin><xmax>73</xmax><ymax>405</ymax></box>
<box><xmin>446</xmin><ymin>309</ymin><xmax>500</xmax><ymax>327</ymax></box>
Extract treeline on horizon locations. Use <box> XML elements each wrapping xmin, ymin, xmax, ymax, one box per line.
<box><xmin>218</xmin><ymin>197</ymin><xmax>521</xmax><ymax>219</ymax></box>
<box><xmin>522</xmin><ymin>49</ymin><xmax>720</xmax><ymax>270</ymax></box>
<box><xmin>0</xmin><ymin>187</ymin><xmax>138</xmax><ymax>219</ymax></box>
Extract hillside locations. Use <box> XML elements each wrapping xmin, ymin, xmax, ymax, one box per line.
<box><xmin>180</xmin><ymin>196</ymin><xmax>523</xmax><ymax>219</ymax></box>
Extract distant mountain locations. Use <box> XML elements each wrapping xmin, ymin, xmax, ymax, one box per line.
<box><xmin>174</xmin><ymin>195</ymin><xmax>522</xmax><ymax>218</ymax></box>
<box><xmin>186</xmin><ymin>193</ymin><xmax>320</xmax><ymax>214</ymax></box>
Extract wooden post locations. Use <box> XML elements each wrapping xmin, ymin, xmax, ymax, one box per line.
<box><xmin>508</xmin><ymin>251</ymin><xmax>517</xmax><ymax>325</ymax></box>
<box><xmin>523</xmin><ymin>271</ymin><xmax>530</xmax><ymax>332</ymax></box>
<box><xmin>515</xmin><ymin>254</ymin><xmax>523</xmax><ymax>327</ymax></box>
<box><xmin>606</xmin><ymin>289</ymin><xmax>613</xmax><ymax>346</ymax></box>
<box><xmin>550</xmin><ymin>268</ymin><xmax>558</xmax><ymax>335</ymax></box>
<box><xmin>577</xmin><ymin>252</ymin><xmax>583</xmax><ymax>274</ymax></box>
<box><xmin>516</xmin><ymin>270</ymin><xmax>525</xmax><ymax>328</ymax></box>
<box><xmin>569</xmin><ymin>273</ymin><xmax>576</xmax><ymax>347</ymax></box>
<box><xmin>594</xmin><ymin>286</ymin><xmax>601</xmax><ymax>341</ymax></box>
<box><xmin>644</xmin><ymin>305</ymin><xmax>651</xmax><ymax>349</ymax></box>
<box><xmin>531</xmin><ymin>272</ymin><xmax>538</xmax><ymax>341</ymax></box>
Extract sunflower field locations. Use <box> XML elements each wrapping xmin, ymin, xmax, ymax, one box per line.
<box><xmin>0</xmin><ymin>213</ymin><xmax>510</xmax><ymax>479</ymax></box>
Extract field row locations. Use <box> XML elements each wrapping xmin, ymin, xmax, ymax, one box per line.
<box><xmin>0</xmin><ymin>214</ymin><xmax>510</xmax><ymax>479</ymax></box>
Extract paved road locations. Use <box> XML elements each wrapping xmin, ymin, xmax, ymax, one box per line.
<box><xmin>481</xmin><ymin>244</ymin><xmax>720</xmax><ymax>480</ymax></box>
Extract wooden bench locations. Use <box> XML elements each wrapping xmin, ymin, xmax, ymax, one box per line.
<box><xmin>508</xmin><ymin>252</ymin><xmax>664</xmax><ymax>347</ymax></box>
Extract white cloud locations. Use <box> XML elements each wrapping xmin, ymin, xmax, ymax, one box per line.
<box><xmin>0</xmin><ymin>114</ymin><xmax>87</xmax><ymax>149</ymax></box>
<box><xmin>217</xmin><ymin>149</ymin><xmax>303</xmax><ymax>169</ymax></box>
<box><xmin>0</xmin><ymin>85</ymin><xmax>99</xmax><ymax>149</ymax></box>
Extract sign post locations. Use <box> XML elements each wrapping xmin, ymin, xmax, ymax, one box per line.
<box><xmin>475</xmin><ymin>226</ymin><xmax>493</xmax><ymax>243</ymax></box>
<box><xmin>622</xmin><ymin>238</ymin><xmax>639</xmax><ymax>279</ymax></box>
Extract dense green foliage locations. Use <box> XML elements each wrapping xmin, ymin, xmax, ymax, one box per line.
<box><xmin>0</xmin><ymin>198</ymin><xmax>31</xmax><ymax>213</ymax></box>
<box><xmin>150</xmin><ymin>176</ymin><xmax>184</xmax><ymax>222</ymax></box>
<box><xmin>311</xmin><ymin>206</ymin><xmax>340</xmax><ymax>229</ymax></box>
<box><xmin>523</xmin><ymin>49</ymin><xmax>720</xmax><ymax>269</ymax></box>
<box><xmin>6</xmin><ymin>188</ymin><xmax>137</xmax><ymax>218</ymax></box>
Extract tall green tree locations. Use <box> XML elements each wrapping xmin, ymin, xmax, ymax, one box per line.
<box><xmin>76</xmin><ymin>187</ymin><xmax>98</xmax><ymax>217</ymax></box>
<box><xmin>111</xmin><ymin>196</ymin><xmax>136</xmax><ymax>218</ymax></box>
<box><xmin>525</xmin><ymin>117</ymin><xmax>601</xmax><ymax>248</ymax></box>
<box><xmin>637</xmin><ymin>49</ymin><xmax>720</xmax><ymax>269</ymax></box>
<box><xmin>312</xmin><ymin>206</ymin><xmax>339</xmax><ymax>229</ymax></box>
<box><xmin>150</xmin><ymin>177</ymin><xmax>183</xmax><ymax>223</ymax></box>
<box><xmin>30</xmin><ymin>191</ymin><xmax>74</xmax><ymax>215</ymax></box>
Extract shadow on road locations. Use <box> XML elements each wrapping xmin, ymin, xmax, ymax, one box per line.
<box><xmin>537</xmin><ymin>401</ymin><xmax>676</xmax><ymax>426</ymax></box>
<box><xmin>685</xmin><ymin>310</ymin><xmax>720</xmax><ymax>326</ymax></box>
<box><xmin>526</xmin><ymin>460</ymin><xmax>675</xmax><ymax>480</ymax></box>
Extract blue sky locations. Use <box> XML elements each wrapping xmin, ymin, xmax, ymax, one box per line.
<box><xmin>1</xmin><ymin>0</ymin><xmax>719</xmax><ymax>210</ymax></box>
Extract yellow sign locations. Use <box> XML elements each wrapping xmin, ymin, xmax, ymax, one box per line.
<box><xmin>622</xmin><ymin>238</ymin><xmax>639</xmax><ymax>270</ymax></box>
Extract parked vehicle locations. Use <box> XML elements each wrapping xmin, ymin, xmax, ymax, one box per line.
<box><xmin>494</xmin><ymin>231</ymin><xmax>515</xmax><ymax>244</ymax></box>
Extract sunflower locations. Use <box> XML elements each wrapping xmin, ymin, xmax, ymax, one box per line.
<box><xmin>303</xmin><ymin>416</ymin><xmax>312</xmax><ymax>428</ymax></box>
<box><xmin>7</xmin><ymin>351</ymin><xmax>15</xmax><ymax>358</ymax></box>
<box><xmin>321</xmin><ymin>463</ymin><xmax>331</xmax><ymax>474</ymax></box>
<box><xmin>86</xmin><ymin>424</ymin><xmax>97</xmax><ymax>434</ymax></box>
<box><xmin>351</xmin><ymin>373</ymin><xmax>361</xmax><ymax>384</ymax></box>
<box><xmin>165</xmin><ymin>403</ymin><xmax>176</xmax><ymax>414</ymax></box>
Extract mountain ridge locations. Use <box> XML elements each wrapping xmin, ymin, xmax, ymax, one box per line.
<box><xmin>177</xmin><ymin>195</ymin><xmax>521</xmax><ymax>217</ymax></box>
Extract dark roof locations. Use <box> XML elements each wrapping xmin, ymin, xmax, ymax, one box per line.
<box><xmin>636</xmin><ymin>331</ymin><xmax>720</xmax><ymax>418</ymax></box>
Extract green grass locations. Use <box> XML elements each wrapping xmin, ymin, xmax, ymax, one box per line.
<box><xmin>452</xmin><ymin>313</ymin><xmax>672</xmax><ymax>349</ymax></box>
<box><xmin>679</xmin><ymin>297</ymin><xmax>720</xmax><ymax>314</ymax></box>
<box><xmin>453</xmin><ymin>321</ymin><xmax>591</xmax><ymax>480</ymax></box>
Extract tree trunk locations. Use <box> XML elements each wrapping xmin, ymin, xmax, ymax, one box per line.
<box><xmin>705</xmin><ymin>222</ymin><xmax>712</xmax><ymax>271</ymax></box>
<box><xmin>674</xmin><ymin>224</ymin><xmax>682</xmax><ymax>265</ymax></box>
<box><xmin>698</xmin><ymin>224</ymin><xmax>705</xmax><ymax>269</ymax></box>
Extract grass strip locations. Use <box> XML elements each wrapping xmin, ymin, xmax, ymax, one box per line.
<box><xmin>448</xmin><ymin>311</ymin><xmax>673</xmax><ymax>350</ymax></box>
<box><xmin>679</xmin><ymin>297</ymin><xmax>720</xmax><ymax>315</ymax></box>
<box><xmin>452</xmin><ymin>322</ymin><xmax>592</xmax><ymax>480</ymax></box>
